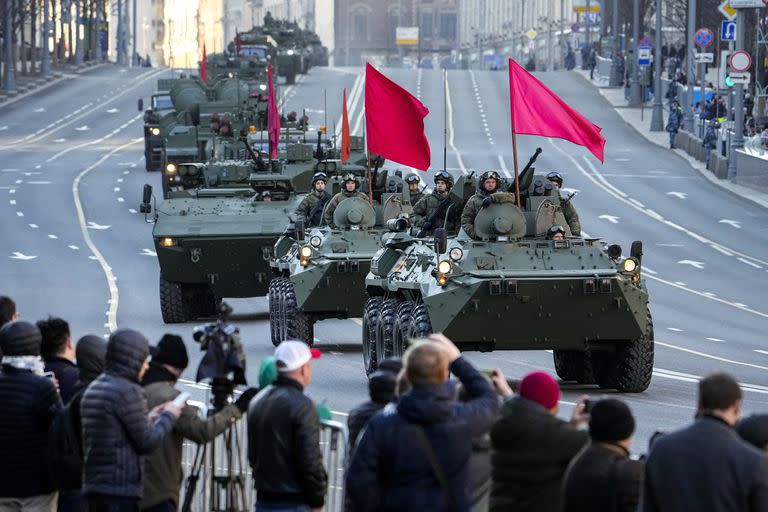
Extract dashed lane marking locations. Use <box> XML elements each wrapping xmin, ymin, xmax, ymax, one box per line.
<box><xmin>657</xmin><ymin>340</ymin><xmax>768</xmax><ymax>371</ymax></box>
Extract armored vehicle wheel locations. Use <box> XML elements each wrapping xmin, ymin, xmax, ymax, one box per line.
<box><xmin>159</xmin><ymin>277</ymin><xmax>192</xmax><ymax>324</ymax></box>
<box><xmin>553</xmin><ymin>350</ymin><xmax>595</xmax><ymax>384</ymax></box>
<box><xmin>282</xmin><ymin>282</ymin><xmax>314</xmax><ymax>345</ymax></box>
<box><xmin>362</xmin><ymin>297</ymin><xmax>382</xmax><ymax>376</ymax></box>
<box><xmin>406</xmin><ymin>303</ymin><xmax>433</xmax><ymax>339</ymax></box>
<box><xmin>392</xmin><ymin>302</ymin><xmax>414</xmax><ymax>359</ymax></box>
<box><xmin>375</xmin><ymin>299</ymin><xmax>399</xmax><ymax>362</ymax></box>
<box><xmin>276</xmin><ymin>280</ymin><xmax>290</xmax><ymax>345</ymax></box>
<box><xmin>268</xmin><ymin>279</ymin><xmax>285</xmax><ymax>347</ymax></box>
<box><xmin>593</xmin><ymin>308</ymin><xmax>655</xmax><ymax>392</ymax></box>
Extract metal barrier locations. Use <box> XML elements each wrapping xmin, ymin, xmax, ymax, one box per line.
<box><xmin>178</xmin><ymin>402</ymin><xmax>349</xmax><ymax>512</ymax></box>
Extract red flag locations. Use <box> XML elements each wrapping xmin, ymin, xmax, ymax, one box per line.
<box><xmin>267</xmin><ymin>65</ymin><xmax>280</xmax><ymax>160</ymax></box>
<box><xmin>235</xmin><ymin>31</ymin><xmax>242</xmax><ymax>55</ymax></box>
<box><xmin>200</xmin><ymin>44</ymin><xmax>208</xmax><ymax>83</ymax></box>
<box><xmin>508</xmin><ymin>58</ymin><xmax>605</xmax><ymax>162</ymax></box>
<box><xmin>341</xmin><ymin>88</ymin><xmax>351</xmax><ymax>164</ymax></box>
<box><xmin>364</xmin><ymin>63</ymin><xmax>430</xmax><ymax>171</ymax></box>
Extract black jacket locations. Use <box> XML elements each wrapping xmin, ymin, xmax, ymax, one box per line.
<box><xmin>347</xmin><ymin>400</ymin><xmax>386</xmax><ymax>452</ymax></box>
<box><xmin>247</xmin><ymin>377</ymin><xmax>327</xmax><ymax>508</ymax></box>
<box><xmin>44</xmin><ymin>356</ymin><xmax>80</xmax><ymax>404</ymax></box>
<box><xmin>346</xmin><ymin>357</ymin><xmax>499</xmax><ymax>512</ymax></box>
<box><xmin>81</xmin><ymin>336</ymin><xmax>175</xmax><ymax>498</ymax></box>
<box><xmin>490</xmin><ymin>396</ymin><xmax>588</xmax><ymax>512</ymax></box>
<box><xmin>562</xmin><ymin>442</ymin><xmax>643</xmax><ymax>512</ymax></box>
<box><xmin>642</xmin><ymin>415</ymin><xmax>768</xmax><ymax>512</ymax></box>
<box><xmin>0</xmin><ymin>365</ymin><xmax>62</xmax><ymax>498</ymax></box>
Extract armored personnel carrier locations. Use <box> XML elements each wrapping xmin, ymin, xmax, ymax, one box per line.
<box><xmin>363</xmin><ymin>157</ymin><xmax>654</xmax><ymax>392</ymax></box>
<box><xmin>269</xmin><ymin>169</ymin><xmax>412</xmax><ymax>346</ymax></box>
<box><xmin>140</xmin><ymin>78</ymin><xmax>180</xmax><ymax>172</ymax></box>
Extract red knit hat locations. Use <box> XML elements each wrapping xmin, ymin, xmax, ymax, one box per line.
<box><xmin>518</xmin><ymin>371</ymin><xmax>560</xmax><ymax>410</ymax></box>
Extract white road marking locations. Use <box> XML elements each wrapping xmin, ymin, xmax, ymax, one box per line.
<box><xmin>9</xmin><ymin>189</ymin><xmax>15</xmax><ymax>194</ymax></box>
<box><xmin>47</xmin><ymin>123</ymin><xmax>142</xmax><ymax>163</ymax></box>
<box><xmin>117</xmin><ymin>197</ymin><xmax>124</xmax><ymax>202</ymax></box>
<box><xmin>117</xmin><ymin>178</ymin><xmax>124</xmax><ymax>183</ymax></box>
<box><xmin>113</xmin><ymin>187</ymin><xmax>120</xmax><ymax>192</ymax></box>
<box><xmin>75</xmin><ymin>125</ymin><xmax>90</xmax><ymax>131</ymax></box>
<box><xmin>9</xmin><ymin>252</ymin><xmax>37</xmax><ymax>260</ymax></box>
<box><xmin>68</xmin><ymin>245</ymin><xmax>79</xmax><ymax>250</ymax></box>
<box><xmin>737</xmin><ymin>257</ymin><xmax>762</xmax><ymax>269</ymax></box>
<box><xmin>28</xmin><ymin>223</ymin><xmax>38</xmax><ymax>228</ymax></box>
<box><xmin>27</xmin><ymin>181</ymin><xmax>52</xmax><ymax>185</ymax></box>
<box><xmin>128</xmin><ymin>208</ymin><xmax>137</xmax><ymax>214</ymax></box>
<box><xmin>718</xmin><ymin>219</ymin><xmax>741</xmax><ymax>229</ymax></box>
<box><xmin>0</xmin><ymin>126</ymin><xmax>7</xmax><ymax>131</ymax></box>
<box><xmin>656</xmin><ymin>243</ymin><xmax>684</xmax><ymax>247</ymax></box>
<box><xmin>86</xmin><ymin>222</ymin><xmax>111</xmax><ymax>230</ymax></box>
<box><xmin>8</xmin><ymin>199</ymin><xmax>15</xmax><ymax>205</ymax></box>
<box><xmin>33</xmin><ymin>108</ymin><xmax>46</xmax><ymax>113</ymax></box>
<box><xmin>667</xmin><ymin>327</ymin><xmax>683</xmax><ymax>332</ymax></box>
<box><xmin>711</xmin><ymin>245</ymin><xmax>734</xmax><ymax>256</ymax></box>
<box><xmin>653</xmin><ymin>368</ymin><xmax>768</xmax><ymax>394</ymax></box>
<box><xmin>754</xmin><ymin>350</ymin><xmax>768</xmax><ymax>356</ymax></box>
<box><xmin>123</xmin><ymin>170</ymin><xmax>130</xmax><ymax>174</ymax></box>
<box><xmin>53</xmin><ymin>138</ymin><xmax>66</xmax><ymax>143</ymax></box>
<box><xmin>706</xmin><ymin>337</ymin><xmax>725</xmax><ymax>342</ymax></box>
<box><xmin>674</xmin><ymin>281</ymin><xmax>686</xmax><ymax>286</ymax></box>
<box><xmin>1</xmin><ymin>168</ymin><xmax>21</xmax><ymax>172</ymax></box>
<box><xmin>657</xmin><ymin>340</ymin><xmax>768</xmax><ymax>371</ymax></box>
<box><xmin>106</xmin><ymin>108</ymin><xmax>119</xmax><ymax>113</ymax></box>
<box><xmin>598</xmin><ymin>214</ymin><xmax>620</xmax><ymax>224</ymax></box>
<box><xmin>666</xmin><ymin>191</ymin><xmax>687</xmax><ymax>199</ymax></box>
<box><xmin>445</xmin><ymin>74</ymin><xmax>467</xmax><ymax>174</ymax></box>
<box><xmin>141</xmin><ymin>248</ymin><xmax>157</xmax><ymax>256</ymax></box>
<box><xmin>47</xmin><ymin>234</ymin><xmax>58</xmax><ymax>239</ymax></box>
<box><xmin>677</xmin><ymin>260</ymin><xmax>705</xmax><ymax>269</ymax></box>
<box><xmin>16</xmin><ymin>211</ymin><xmax>24</xmax><ymax>217</ymax></box>
<box><xmin>614</xmin><ymin>157</ymin><xmax>631</xmax><ymax>162</ymax></box>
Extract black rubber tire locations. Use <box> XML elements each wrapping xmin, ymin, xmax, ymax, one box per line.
<box><xmin>375</xmin><ymin>299</ymin><xmax>398</xmax><ymax>362</ymax></box>
<box><xmin>276</xmin><ymin>279</ymin><xmax>290</xmax><ymax>346</ymax></box>
<box><xmin>279</xmin><ymin>281</ymin><xmax>314</xmax><ymax>345</ymax></box>
<box><xmin>392</xmin><ymin>302</ymin><xmax>414</xmax><ymax>359</ymax></box>
<box><xmin>407</xmin><ymin>303</ymin><xmax>433</xmax><ymax>339</ymax></box>
<box><xmin>159</xmin><ymin>276</ymin><xmax>191</xmax><ymax>324</ymax></box>
<box><xmin>268</xmin><ymin>279</ymin><xmax>283</xmax><ymax>347</ymax></box>
<box><xmin>594</xmin><ymin>308</ymin><xmax>655</xmax><ymax>392</ymax></box>
<box><xmin>553</xmin><ymin>350</ymin><xmax>596</xmax><ymax>384</ymax></box>
<box><xmin>362</xmin><ymin>297</ymin><xmax>382</xmax><ymax>376</ymax></box>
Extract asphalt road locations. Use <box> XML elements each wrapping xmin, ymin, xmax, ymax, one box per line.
<box><xmin>2</xmin><ymin>64</ymin><xmax>767</xmax><ymax>454</ymax></box>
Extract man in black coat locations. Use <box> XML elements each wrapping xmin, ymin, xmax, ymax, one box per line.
<box><xmin>81</xmin><ymin>329</ymin><xmax>182</xmax><ymax>512</ymax></box>
<box><xmin>38</xmin><ymin>316</ymin><xmax>80</xmax><ymax>404</ymax></box>
<box><xmin>642</xmin><ymin>372</ymin><xmax>768</xmax><ymax>512</ymax></box>
<box><xmin>346</xmin><ymin>334</ymin><xmax>499</xmax><ymax>512</ymax></box>
<box><xmin>347</xmin><ymin>358</ymin><xmax>402</xmax><ymax>452</ymax></box>
<box><xmin>0</xmin><ymin>321</ymin><xmax>62</xmax><ymax>511</ymax></box>
<box><xmin>490</xmin><ymin>371</ymin><xmax>589</xmax><ymax>512</ymax></box>
<box><xmin>562</xmin><ymin>398</ymin><xmax>643</xmax><ymax>512</ymax></box>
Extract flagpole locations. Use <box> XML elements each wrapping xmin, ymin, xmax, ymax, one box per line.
<box><xmin>365</xmin><ymin>122</ymin><xmax>373</xmax><ymax>206</ymax></box>
<box><xmin>509</xmin><ymin>59</ymin><xmax>521</xmax><ymax>208</ymax></box>
<box><xmin>443</xmin><ymin>68</ymin><xmax>447</xmax><ymax>172</ymax></box>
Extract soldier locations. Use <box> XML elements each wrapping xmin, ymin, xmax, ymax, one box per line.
<box><xmin>294</xmin><ymin>172</ymin><xmax>331</xmax><ymax>226</ymax></box>
<box><xmin>406</xmin><ymin>174</ymin><xmax>424</xmax><ymax>205</ymax></box>
<box><xmin>261</xmin><ymin>190</ymin><xmax>273</xmax><ymax>202</ymax></box>
<box><xmin>323</xmin><ymin>173</ymin><xmax>369</xmax><ymax>228</ymax></box>
<box><xmin>546</xmin><ymin>225</ymin><xmax>566</xmax><ymax>241</ymax></box>
<box><xmin>546</xmin><ymin>171</ymin><xmax>581</xmax><ymax>236</ymax></box>
<box><xmin>411</xmin><ymin>171</ymin><xmax>460</xmax><ymax>236</ymax></box>
<box><xmin>461</xmin><ymin>170</ymin><xmax>506</xmax><ymax>240</ymax></box>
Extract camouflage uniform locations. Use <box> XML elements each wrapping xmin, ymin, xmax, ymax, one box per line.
<box><xmin>559</xmin><ymin>191</ymin><xmax>581</xmax><ymax>236</ymax></box>
<box><xmin>411</xmin><ymin>191</ymin><xmax>461</xmax><ymax>235</ymax></box>
<box><xmin>294</xmin><ymin>190</ymin><xmax>331</xmax><ymax>227</ymax></box>
<box><xmin>460</xmin><ymin>191</ymin><xmax>515</xmax><ymax>239</ymax></box>
<box><xmin>409</xmin><ymin>190</ymin><xmax>425</xmax><ymax>206</ymax></box>
<box><xmin>323</xmin><ymin>190</ymin><xmax>369</xmax><ymax>228</ymax></box>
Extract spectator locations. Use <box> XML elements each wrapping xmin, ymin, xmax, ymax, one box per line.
<box><xmin>737</xmin><ymin>414</ymin><xmax>768</xmax><ymax>453</ymax></box>
<box><xmin>346</xmin><ymin>334</ymin><xmax>498</xmax><ymax>512</ymax></box>
<box><xmin>490</xmin><ymin>371</ymin><xmax>589</xmax><ymax>512</ymax></box>
<box><xmin>81</xmin><ymin>329</ymin><xmax>182</xmax><ymax>512</ymax></box>
<box><xmin>666</xmin><ymin>100</ymin><xmax>683</xmax><ymax>149</ymax></box>
<box><xmin>0</xmin><ymin>296</ymin><xmax>16</xmax><ymax>330</ymax></box>
<box><xmin>0</xmin><ymin>321</ymin><xmax>62</xmax><ymax>511</ymax></box>
<box><xmin>38</xmin><ymin>317</ymin><xmax>79</xmax><ymax>404</ymax></box>
<box><xmin>347</xmin><ymin>358</ymin><xmax>403</xmax><ymax>452</ymax></box>
<box><xmin>247</xmin><ymin>340</ymin><xmax>327</xmax><ymax>512</ymax></box>
<box><xmin>140</xmin><ymin>334</ymin><xmax>257</xmax><ymax>512</ymax></box>
<box><xmin>562</xmin><ymin>398</ymin><xmax>643</xmax><ymax>512</ymax></box>
<box><xmin>642</xmin><ymin>372</ymin><xmax>768</xmax><ymax>512</ymax></box>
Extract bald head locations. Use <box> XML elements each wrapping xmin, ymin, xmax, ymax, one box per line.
<box><xmin>404</xmin><ymin>341</ymin><xmax>449</xmax><ymax>387</ymax></box>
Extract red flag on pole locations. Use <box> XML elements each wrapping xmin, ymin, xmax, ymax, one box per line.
<box><xmin>508</xmin><ymin>58</ymin><xmax>605</xmax><ymax>162</ymax></box>
<box><xmin>364</xmin><ymin>63</ymin><xmax>430</xmax><ymax>171</ymax></box>
<box><xmin>267</xmin><ymin>65</ymin><xmax>280</xmax><ymax>159</ymax></box>
<box><xmin>200</xmin><ymin>44</ymin><xmax>208</xmax><ymax>83</ymax></box>
<box><xmin>341</xmin><ymin>88</ymin><xmax>351</xmax><ymax>164</ymax></box>
<box><xmin>235</xmin><ymin>31</ymin><xmax>241</xmax><ymax>55</ymax></box>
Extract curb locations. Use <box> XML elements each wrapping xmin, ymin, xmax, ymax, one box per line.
<box><xmin>0</xmin><ymin>62</ymin><xmax>111</xmax><ymax>110</ymax></box>
<box><xmin>573</xmin><ymin>70</ymin><xmax>768</xmax><ymax>211</ymax></box>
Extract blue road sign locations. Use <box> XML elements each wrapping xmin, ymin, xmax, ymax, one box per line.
<box><xmin>637</xmin><ymin>47</ymin><xmax>652</xmax><ymax>66</ymax></box>
<box><xmin>721</xmin><ymin>20</ymin><xmax>736</xmax><ymax>41</ymax></box>
<box><xmin>639</xmin><ymin>36</ymin><xmax>653</xmax><ymax>49</ymax></box>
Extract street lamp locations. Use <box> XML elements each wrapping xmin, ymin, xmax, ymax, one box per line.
<box><xmin>650</xmin><ymin>0</ymin><xmax>664</xmax><ymax>131</ymax></box>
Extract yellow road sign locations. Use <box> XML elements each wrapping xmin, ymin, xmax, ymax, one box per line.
<box><xmin>718</xmin><ymin>0</ymin><xmax>737</xmax><ymax>21</ymax></box>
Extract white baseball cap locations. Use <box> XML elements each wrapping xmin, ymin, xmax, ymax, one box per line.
<box><xmin>274</xmin><ymin>340</ymin><xmax>321</xmax><ymax>372</ymax></box>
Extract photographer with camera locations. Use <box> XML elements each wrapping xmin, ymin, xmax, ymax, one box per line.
<box><xmin>140</xmin><ymin>334</ymin><xmax>258</xmax><ymax>512</ymax></box>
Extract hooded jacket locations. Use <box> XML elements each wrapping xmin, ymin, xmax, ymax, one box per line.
<box><xmin>81</xmin><ymin>329</ymin><xmax>175</xmax><ymax>498</ymax></box>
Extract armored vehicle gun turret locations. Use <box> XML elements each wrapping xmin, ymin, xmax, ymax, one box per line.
<box><xmin>363</xmin><ymin>156</ymin><xmax>654</xmax><ymax>392</ymax></box>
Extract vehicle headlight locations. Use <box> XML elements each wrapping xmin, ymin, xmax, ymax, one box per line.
<box><xmin>623</xmin><ymin>258</ymin><xmax>638</xmax><ymax>273</ymax></box>
<box><xmin>160</xmin><ymin>237</ymin><xmax>176</xmax><ymax>247</ymax></box>
<box><xmin>437</xmin><ymin>260</ymin><xmax>452</xmax><ymax>275</ymax></box>
<box><xmin>150</xmin><ymin>127</ymin><xmax>160</xmax><ymax>136</ymax></box>
<box><xmin>299</xmin><ymin>245</ymin><xmax>313</xmax><ymax>258</ymax></box>
<box><xmin>259</xmin><ymin>83</ymin><xmax>267</xmax><ymax>91</ymax></box>
<box><xmin>287</xmin><ymin>49</ymin><xmax>295</xmax><ymax>56</ymax></box>
<box><xmin>449</xmin><ymin>247</ymin><xmax>463</xmax><ymax>262</ymax></box>
<box><xmin>309</xmin><ymin>235</ymin><xmax>322</xmax><ymax>248</ymax></box>
<box><xmin>166</xmin><ymin>163</ymin><xmax>177</xmax><ymax>174</ymax></box>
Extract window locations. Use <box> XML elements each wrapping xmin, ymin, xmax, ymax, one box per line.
<box><xmin>353</xmin><ymin>14</ymin><xmax>368</xmax><ymax>40</ymax></box>
<box><xmin>439</xmin><ymin>13</ymin><xmax>457</xmax><ymax>39</ymax></box>
<box><xmin>421</xmin><ymin>13</ymin><xmax>433</xmax><ymax>38</ymax></box>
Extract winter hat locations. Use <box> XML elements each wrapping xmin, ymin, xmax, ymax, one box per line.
<box><xmin>76</xmin><ymin>335</ymin><xmax>107</xmax><ymax>384</ymax></box>
<box><xmin>518</xmin><ymin>371</ymin><xmax>560</xmax><ymax>410</ymax></box>
<box><xmin>0</xmin><ymin>321</ymin><xmax>42</xmax><ymax>357</ymax></box>
<box><xmin>152</xmin><ymin>334</ymin><xmax>189</xmax><ymax>370</ymax></box>
<box><xmin>258</xmin><ymin>356</ymin><xmax>278</xmax><ymax>389</ymax></box>
<box><xmin>589</xmin><ymin>398</ymin><xmax>636</xmax><ymax>443</ymax></box>
<box><xmin>369</xmin><ymin>370</ymin><xmax>397</xmax><ymax>404</ymax></box>
<box><xmin>737</xmin><ymin>414</ymin><xmax>768</xmax><ymax>450</ymax></box>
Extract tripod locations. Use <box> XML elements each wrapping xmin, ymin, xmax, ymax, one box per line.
<box><xmin>183</xmin><ymin>378</ymin><xmax>248</xmax><ymax>512</ymax></box>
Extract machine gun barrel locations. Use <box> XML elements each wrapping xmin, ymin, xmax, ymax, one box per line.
<box><xmin>241</xmin><ymin>136</ymin><xmax>261</xmax><ymax>164</ymax></box>
<box><xmin>520</xmin><ymin>147</ymin><xmax>542</xmax><ymax>179</ymax></box>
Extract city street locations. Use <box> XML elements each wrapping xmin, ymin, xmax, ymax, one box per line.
<box><xmin>2</xmin><ymin>64</ymin><xmax>767</xmax><ymax>453</ymax></box>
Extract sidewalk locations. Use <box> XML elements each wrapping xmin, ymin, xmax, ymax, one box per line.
<box><xmin>574</xmin><ymin>69</ymin><xmax>768</xmax><ymax>210</ymax></box>
<box><xmin>0</xmin><ymin>60</ymin><xmax>108</xmax><ymax>108</ymax></box>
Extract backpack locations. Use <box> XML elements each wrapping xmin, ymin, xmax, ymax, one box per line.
<box><xmin>47</xmin><ymin>391</ymin><xmax>84</xmax><ymax>490</ymax></box>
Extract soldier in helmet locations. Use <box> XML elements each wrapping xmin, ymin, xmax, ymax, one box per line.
<box><xmin>411</xmin><ymin>171</ymin><xmax>461</xmax><ymax>236</ymax></box>
<box><xmin>406</xmin><ymin>174</ymin><xmax>424</xmax><ymax>205</ymax></box>
<box><xmin>323</xmin><ymin>173</ymin><xmax>369</xmax><ymax>228</ymax></box>
<box><xmin>461</xmin><ymin>170</ymin><xmax>514</xmax><ymax>240</ymax></box>
<box><xmin>261</xmin><ymin>190</ymin><xmax>273</xmax><ymax>202</ymax></box>
<box><xmin>546</xmin><ymin>171</ymin><xmax>581</xmax><ymax>236</ymax></box>
<box><xmin>294</xmin><ymin>172</ymin><xmax>331</xmax><ymax>226</ymax></box>
<box><xmin>546</xmin><ymin>224</ymin><xmax>566</xmax><ymax>240</ymax></box>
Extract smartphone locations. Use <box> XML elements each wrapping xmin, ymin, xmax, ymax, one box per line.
<box><xmin>171</xmin><ymin>392</ymin><xmax>190</xmax><ymax>408</ymax></box>
<box><xmin>583</xmin><ymin>399</ymin><xmax>594</xmax><ymax>413</ymax></box>
<box><xmin>43</xmin><ymin>371</ymin><xmax>56</xmax><ymax>381</ymax></box>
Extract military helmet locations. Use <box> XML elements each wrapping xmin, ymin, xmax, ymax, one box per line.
<box><xmin>480</xmin><ymin>170</ymin><xmax>502</xmax><ymax>183</ymax></box>
<box><xmin>342</xmin><ymin>173</ymin><xmax>360</xmax><ymax>189</ymax></box>
<box><xmin>311</xmin><ymin>171</ymin><xmax>328</xmax><ymax>184</ymax></box>
<box><xmin>546</xmin><ymin>224</ymin><xmax>566</xmax><ymax>239</ymax></box>
<box><xmin>261</xmin><ymin>190</ymin><xmax>272</xmax><ymax>199</ymax></box>
<box><xmin>546</xmin><ymin>171</ymin><xmax>563</xmax><ymax>186</ymax></box>
<box><xmin>433</xmin><ymin>170</ymin><xmax>454</xmax><ymax>187</ymax></box>
<box><xmin>406</xmin><ymin>174</ymin><xmax>420</xmax><ymax>184</ymax></box>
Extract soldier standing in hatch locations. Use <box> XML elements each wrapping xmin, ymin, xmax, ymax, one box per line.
<box><xmin>461</xmin><ymin>171</ymin><xmax>519</xmax><ymax>240</ymax></box>
<box><xmin>406</xmin><ymin>174</ymin><xmax>424</xmax><ymax>205</ymax></box>
<box><xmin>545</xmin><ymin>171</ymin><xmax>581</xmax><ymax>236</ymax></box>
<box><xmin>294</xmin><ymin>172</ymin><xmax>331</xmax><ymax>226</ymax></box>
<box><xmin>323</xmin><ymin>173</ymin><xmax>369</xmax><ymax>228</ymax></box>
<box><xmin>411</xmin><ymin>171</ymin><xmax>461</xmax><ymax>236</ymax></box>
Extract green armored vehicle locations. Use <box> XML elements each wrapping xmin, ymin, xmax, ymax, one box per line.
<box><xmin>140</xmin><ymin>78</ymin><xmax>180</xmax><ymax>172</ymax></box>
<box><xmin>363</xmin><ymin>160</ymin><xmax>654</xmax><ymax>392</ymax></box>
<box><xmin>269</xmin><ymin>169</ymin><xmax>412</xmax><ymax>346</ymax></box>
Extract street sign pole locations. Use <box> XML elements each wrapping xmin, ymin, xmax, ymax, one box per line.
<box><xmin>40</xmin><ymin>0</ymin><xmax>51</xmax><ymax>77</ymax></box>
<box><xmin>629</xmin><ymin>0</ymin><xmax>642</xmax><ymax>106</ymax></box>
<box><xmin>727</xmin><ymin>8</ymin><xmax>745</xmax><ymax>178</ymax></box>
<box><xmin>650</xmin><ymin>0</ymin><xmax>664</xmax><ymax>131</ymax></box>
<box><xmin>685</xmin><ymin>0</ymin><xmax>697</xmax><ymax>131</ymax></box>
